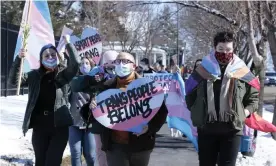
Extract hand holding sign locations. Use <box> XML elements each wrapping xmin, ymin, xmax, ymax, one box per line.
<box><xmin>92</xmin><ymin>78</ymin><xmax>164</xmax><ymax>133</ymax></box>
<box><xmin>90</xmin><ymin>100</ymin><xmax>97</xmax><ymax>110</ymax></box>
<box><xmin>71</xmin><ymin>27</ymin><xmax>102</xmax><ymax>65</ymax></box>
<box><xmin>134</xmin><ymin>125</ymin><xmax>149</xmax><ymax>136</ymax></box>
<box><xmin>63</xmin><ymin>35</ymin><xmax>70</xmax><ymax>44</ymax></box>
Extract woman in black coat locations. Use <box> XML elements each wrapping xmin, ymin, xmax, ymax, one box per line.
<box><xmin>8</xmin><ymin>36</ymin><xmax>80</xmax><ymax>166</ymax></box>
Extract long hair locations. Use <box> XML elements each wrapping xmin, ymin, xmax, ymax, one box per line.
<box><xmin>78</xmin><ymin>56</ymin><xmax>95</xmax><ymax>76</ymax></box>
<box><xmin>193</xmin><ymin>59</ymin><xmax>202</xmax><ymax>70</ymax></box>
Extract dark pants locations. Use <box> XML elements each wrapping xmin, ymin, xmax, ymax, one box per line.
<box><xmin>198</xmin><ymin>131</ymin><xmax>241</xmax><ymax>166</ymax></box>
<box><xmin>32</xmin><ymin>126</ymin><xmax>69</xmax><ymax>166</ymax></box>
<box><xmin>106</xmin><ymin>147</ymin><xmax>152</xmax><ymax>166</ymax></box>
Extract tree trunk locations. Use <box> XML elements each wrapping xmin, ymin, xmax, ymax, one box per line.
<box><xmin>258</xmin><ymin>65</ymin><xmax>265</xmax><ymax>117</ymax></box>
<box><xmin>256</xmin><ymin>40</ymin><xmax>267</xmax><ymax>117</ymax></box>
<box><xmin>246</xmin><ymin>1</ymin><xmax>266</xmax><ymax>118</ymax></box>
<box><xmin>245</xmin><ymin>1</ymin><xmax>263</xmax><ymax>67</ymax></box>
<box><xmin>267</xmin><ymin>30</ymin><xmax>276</xmax><ymax>70</ymax></box>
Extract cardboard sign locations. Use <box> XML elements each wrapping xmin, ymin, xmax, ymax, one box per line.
<box><xmin>70</xmin><ymin>27</ymin><xmax>102</xmax><ymax>65</ymax></box>
<box><xmin>56</xmin><ymin>26</ymin><xmax>73</xmax><ymax>58</ymax></box>
<box><xmin>93</xmin><ymin>78</ymin><xmax>164</xmax><ymax>133</ymax></box>
<box><xmin>144</xmin><ymin>73</ymin><xmax>175</xmax><ymax>93</ymax></box>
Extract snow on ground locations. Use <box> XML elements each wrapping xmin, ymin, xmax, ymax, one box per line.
<box><xmin>236</xmin><ymin>106</ymin><xmax>276</xmax><ymax>166</ymax></box>
<box><xmin>0</xmin><ymin>95</ymin><xmax>70</xmax><ymax>165</ymax></box>
<box><xmin>0</xmin><ymin>95</ymin><xmax>276</xmax><ymax>166</ymax></box>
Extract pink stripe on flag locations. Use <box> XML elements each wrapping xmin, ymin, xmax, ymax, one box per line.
<box><xmin>29</xmin><ymin>1</ymin><xmax>54</xmax><ymax>44</ymax></box>
<box><xmin>248</xmin><ymin>78</ymin><xmax>260</xmax><ymax>91</ymax></box>
<box><xmin>93</xmin><ymin>90</ymin><xmax>164</xmax><ymax>118</ymax></box>
<box><xmin>25</xmin><ymin>54</ymin><xmax>39</xmax><ymax>69</ymax></box>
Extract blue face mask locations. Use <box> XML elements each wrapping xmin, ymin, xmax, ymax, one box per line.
<box><xmin>115</xmin><ymin>63</ymin><xmax>133</xmax><ymax>77</ymax></box>
<box><xmin>42</xmin><ymin>58</ymin><xmax>57</xmax><ymax>70</ymax></box>
<box><xmin>80</xmin><ymin>65</ymin><xmax>91</xmax><ymax>75</ymax></box>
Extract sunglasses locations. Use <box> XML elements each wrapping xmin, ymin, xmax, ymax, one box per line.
<box><xmin>112</xmin><ymin>59</ymin><xmax>134</xmax><ymax>65</ymax></box>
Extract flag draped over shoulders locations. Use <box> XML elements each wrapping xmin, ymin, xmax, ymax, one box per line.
<box><xmin>185</xmin><ymin>51</ymin><xmax>276</xmax><ymax>136</ymax></box>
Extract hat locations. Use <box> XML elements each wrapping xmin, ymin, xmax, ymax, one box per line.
<box><xmin>101</xmin><ymin>50</ymin><xmax>119</xmax><ymax>65</ymax></box>
<box><xmin>39</xmin><ymin>44</ymin><xmax>57</xmax><ymax>59</ymax></box>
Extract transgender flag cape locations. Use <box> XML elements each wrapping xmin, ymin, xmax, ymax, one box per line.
<box><xmin>13</xmin><ymin>0</ymin><xmax>54</xmax><ymax>72</ymax></box>
<box><xmin>186</xmin><ymin>51</ymin><xmax>276</xmax><ymax>134</ymax></box>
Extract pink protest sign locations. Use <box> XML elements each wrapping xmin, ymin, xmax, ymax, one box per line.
<box><xmin>70</xmin><ymin>27</ymin><xmax>102</xmax><ymax>65</ymax></box>
<box><xmin>144</xmin><ymin>73</ymin><xmax>175</xmax><ymax>93</ymax></box>
<box><xmin>93</xmin><ymin>78</ymin><xmax>164</xmax><ymax>133</ymax></box>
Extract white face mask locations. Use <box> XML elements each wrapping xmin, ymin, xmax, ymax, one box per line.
<box><xmin>115</xmin><ymin>62</ymin><xmax>133</xmax><ymax>77</ymax></box>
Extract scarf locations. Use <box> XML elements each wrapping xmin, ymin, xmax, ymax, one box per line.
<box><xmin>111</xmin><ymin>72</ymin><xmax>135</xmax><ymax>144</ymax></box>
<box><xmin>196</xmin><ymin>51</ymin><xmax>260</xmax><ymax>122</ymax></box>
<box><xmin>116</xmin><ymin>72</ymin><xmax>135</xmax><ymax>90</ymax></box>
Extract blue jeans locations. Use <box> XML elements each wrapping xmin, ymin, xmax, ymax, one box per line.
<box><xmin>69</xmin><ymin>126</ymin><xmax>96</xmax><ymax>166</ymax></box>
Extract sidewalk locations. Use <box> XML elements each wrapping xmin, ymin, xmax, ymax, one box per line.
<box><xmin>149</xmin><ymin>125</ymin><xmax>199</xmax><ymax>166</ymax></box>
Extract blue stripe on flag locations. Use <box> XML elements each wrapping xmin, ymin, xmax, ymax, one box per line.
<box><xmin>167</xmin><ymin>116</ymin><xmax>198</xmax><ymax>151</ymax></box>
<box><xmin>175</xmin><ymin>73</ymin><xmax>186</xmax><ymax>97</ymax></box>
<box><xmin>13</xmin><ymin>35</ymin><xmax>23</xmax><ymax>60</ymax></box>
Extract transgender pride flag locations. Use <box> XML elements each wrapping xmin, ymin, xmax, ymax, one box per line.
<box><xmin>166</xmin><ymin>73</ymin><xmax>198</xmax><ymax>151</ymax></box>
<box><xmin>13</xmin><ymin>0</ymin><xmax>54</xmax><ymax>72</ymax></box>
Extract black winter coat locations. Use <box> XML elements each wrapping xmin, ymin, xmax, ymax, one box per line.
<box><xmin>8</xmin><ymin>44</ymin><xmax>80</xmax><ymax>135</ymax></box>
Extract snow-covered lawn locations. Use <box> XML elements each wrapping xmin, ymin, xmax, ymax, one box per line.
<box><xmin>0</xmin><ymin>95</ymin><xmax>275</xmax><ymax>166</ymax></box>
<box><xmin>236</xmin><ymin>106</ymin><xmax>276</xmax><ymax>166</ymax></box>
<box><xmin>0</xmin><ymin>95</ymin><xmax>70</xmax><ymax>165</ymax></box>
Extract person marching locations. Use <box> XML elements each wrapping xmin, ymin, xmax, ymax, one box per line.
<box><xmin>88</xmin><ymin>52</ymin><xmax>168</xmax><ymax>166</ymax></box>
<box><xmin>140</xmin><ymin>58</ymin><xmax>155</xmax><ymax>74</ymax></box>
<box><xmin>70</xmin><ymin>50</ymin><xmax>119</xmax><ymax>166</ymax></box>
<box><xmin>8</xmin><ymin>35</ymin><xmax>80</xmax><ymax>166</ymax></box>
<box><xmin>93</xmin><ymin>50</ymin><xmax>118</xmax><ymax>166</ymax></box>
<box><xmin>68</xmin><ymin>56</ymin><xmax>96</xmax><ymax>166</ymax></box>
<box><xmin>185</xmin><ymin>31</ymin><xmax>259</xmax><ymax>166</ymax></box>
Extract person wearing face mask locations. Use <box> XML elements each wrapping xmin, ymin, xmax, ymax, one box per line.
<box><xmin>140</xmin><ymin>58</ymin><xmax>155</xmax><ymax>74</ymax></box>
<box><xmin>70</xmin><ymin>50</ymin><xmax>118</xmax><ymax>166</ymax></box>
<box><xmin>87</xmin><ymin>52</ymin><xmax>168</xmax><ymax>166</ymax></box>
<box><xmin>8</xmin><ymin>35</ymin><xmax>80</xmax><ymax>166</ymax></box>
<box><xmin>153</xmin><ymin>62</ymin><xmax>168</xmax><ymax>73</ymax></box>
<box><xmin>68</xmin><ymin>56</ymin><xmax>96</xmax><ymax>166</ymax></box>
<box><xmin>93</xmin><ymin>50</ymin><xmax>118</xmax><ymax>166</ymax></box>
<box><xmin>185</xmin><ymin>32</ymin><xmax>259</xmax><ymax>166</ymax></box>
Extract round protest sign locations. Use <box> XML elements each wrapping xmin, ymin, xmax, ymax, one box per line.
<box><xmin>92</xmin><ymin>78</ymin><xmax>164</xmax><ymax>133</ymax></box>
<box><xmin>70</xmin><ymin>27</ymin><xmax>102</xmax><ymax>65</ymax></box>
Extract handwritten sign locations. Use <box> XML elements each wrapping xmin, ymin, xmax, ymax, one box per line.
<box><xmin>57</xmin><ymin>26</ymin><xmax>73</xmax><ymax>57</ymax></box>
<box><xmin>70</xmin><ymin>28</ymin><xmax>102</xmax><ymax>65</ymax></box>
<box><xmin>144</xmin><ymin>73</ymin><xmax>175</xmax><ymax>93</ymax></box>
<box><xmin>92</xmin><ymin>78</ymin><xmax>164</xmax><ymax>133</ymax></box>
